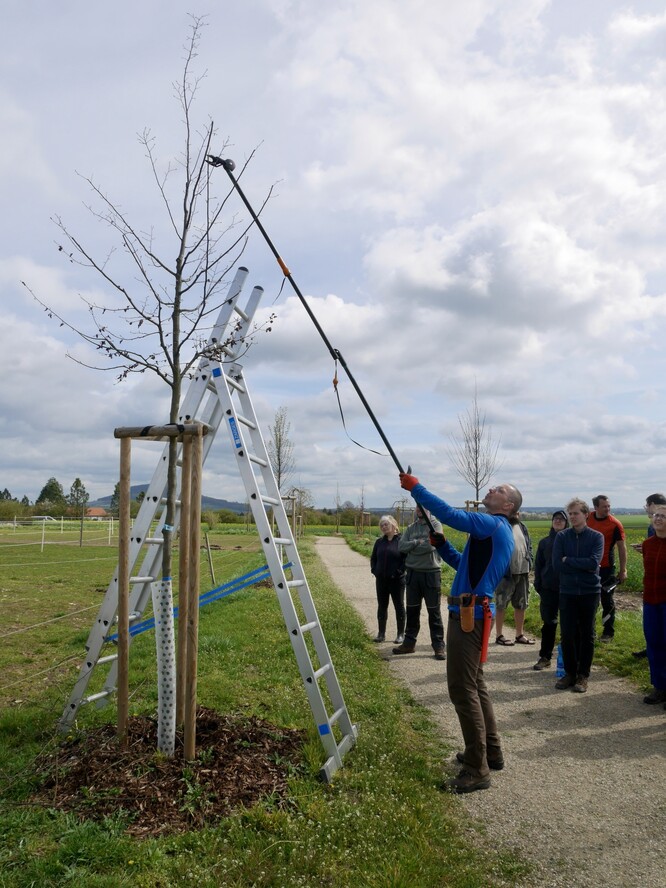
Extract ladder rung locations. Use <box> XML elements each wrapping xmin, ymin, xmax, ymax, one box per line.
<box><xmin>130</xmin><ymin>576</ymin><xmax>155</xmax><ymax>583</ymax></box>
<box><xmin>236</xmin><ymin>413</ymin><xmax>256</xmax><ymax>430</ymax></box>
<box><xmin>220</xmin><ymin>345</ymin><xmax>235</xmax><ymax>357</ymax></box>
<box><xmin>160</xmin><ymin>497</ymin><xmax>181</xmax><ymax>505</ymax></box>
<box><xmin>233</xmin><ymin>304</ymin><xmax>249</xmax><ymax>322</ymax></box>
<box><xmin>145</xmin><ymin>537</ymin><xmax>164</xmax><ymax>545</ymax></box>
<box><xmin>287</xmin><ymin>579</ymin><xmax>305</xmax><ymax>589</ymax></box>
<box><xmin>249</xmin><ymin>454</ymin><xmax>268</xmax><ymax>467</ymax></box>
<box><xmin>313</xmin><ymin>663</ymin><xmax>331</xmax><ymax>680</ymax></box>
<box><xmin>83</xmin><ymin>689</ymin><xmax>113</xmax><ymax>705</ymax></box>
<box><xmin>223</xmin><ymin>373</ymin><xmax>245</xmax><ymax>393</ymax></box>
<box><xmin>97</xmin><ymin>654</ymin><xmax>118</xmax><ymax>665</ymax></box>
<box><xmin>301</xmin><ymin>620</ymin><xmax>318</xmax><ymax>633</ymax></box>
<box><xmin>261</xmin><ymin>495</ymin><xmax>280</xmax><ymax>506</ymax></box>
<box><xmin>329</xmin><ymin>706</ymin><xmax>345</xmax><ymax>726</ymax></box>
<box><xmin>273</xmin><ymin>537</ymin><xmax>293</xmax><ymax>545</ymax></box>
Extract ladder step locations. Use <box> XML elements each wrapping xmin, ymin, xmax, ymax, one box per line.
<box><xmin>248</xmin><ymin>454</ymin><xmax>268</xmax><ymax>467</ymax></box>
<box><xmin>160</xmin><ymin>497</ymin><xmax>181</xmax><ymax>505</ymax></box>
<box><xmin>130</xmin><ymin>576</ymin><xmax>155</xmax><ymax>583</ymax></box>
<box><xmin>329</xmin><ymin>706</ymin><xmax>345</xmax><ymax>726</ymax></box>
<box><xmin>261</xmin><ymin>495</ymin><xmax>280</xmax><ymax>506</ymax></box>
<box><xmin>236</xmin><ymin>413</ymin><xmax>256</xmax><ymax>430</ymax></box>
<box><xmin>287</xmin><ymin>580</ymin><xmax>305</xmax><ymax>589</ymax></box>
<box><xmin>313</xmin><ymin>663</ymin><xmax>331</xmax><ymax>680</ymax></box>
<box><xmin>145</xmin><ymin>537</ymin><xmax>164</xmax><ymax>545</ymax></box>
<box><xmin>300</xmin><ymin>620</ymin><xmax>318</xmax><ymax>633</ymax></box>
<box><xmin>83</xmin><ymin>689</ymin><xmax>113</xmax><ymax>705</ymax></box>
<box><xmin>273</xmin><ymin>537</ymin><xmax>293</xmax><ymax>545</ymax></box>
<box><xmin>223</xmin><ymin>373</ymin><xmax>245</xmax><ymax>393</ymax></box>
<box><xmin>97</xmin><ymin>653</ymin><xmax>118</xmax><ymax>665</ymax></box>
<box><xmin>234</xmin><ymin>304</ymin><xmax>249</xmax><ymax>322</ymax></box>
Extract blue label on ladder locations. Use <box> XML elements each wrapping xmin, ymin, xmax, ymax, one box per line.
<box><xmin>212</xmin><ymin>367</ymin><xmax>222</xmax><ymax>377</ymax></box>
<box><xmin>228</xmin><ymin>416</ymin><xmax>242</xmax><ymax>449</ymax></box>
<box><xmin>318</xmin><ymin>723</ymin><xmax>331</xmax><ymax>736</ymax></box>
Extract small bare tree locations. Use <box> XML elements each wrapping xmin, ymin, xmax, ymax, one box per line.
<box><xmin>447</xmin><ymin>386</ymin><xmax>503</xmax><ymax>502</ymax></box>
<box><xmin>267</xmin><ymin>406</ymin><xmax>295</xmax><ymax>493</ymax></box>
<box><xmin>23</xmin><ymin>16</ymin><xmax>273</xmax><ymax>755</ymax></box>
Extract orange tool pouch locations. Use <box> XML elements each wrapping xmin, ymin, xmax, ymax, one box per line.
<box><xmin>480</xmin><ymin>597</ymin><xmax>492</xmax><ymax>664</ymax></box>
<box><xmin>460</xmin><ymin>593</ymin><xmax>476</xmax><ymax>633</ymax></box>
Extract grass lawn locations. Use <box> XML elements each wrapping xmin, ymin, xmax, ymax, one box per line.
<box><xmin>0</xmin><ymin>526</ymin><xmax>530</xmax><ymax>888</ymax></box>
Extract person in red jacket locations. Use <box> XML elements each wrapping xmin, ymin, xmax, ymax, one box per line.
<box><xmin>586</xmin><ymin>495</ymin><xmax>627</xmax><ymax>642</ymax></box>
<box><xmin>641</xmin><ymin>504</ymin><xmax>666</xmax><ymax>706</ymax></box>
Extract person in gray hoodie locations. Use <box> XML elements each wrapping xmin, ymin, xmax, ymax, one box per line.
<box><xmin>532</xmin><ymin>509</ymin><xmax>569</xmax><ymax>670</ymax></box>
<box><xmin>393</xmin><ymin>505</ymin><xmax>446</xmax><ymax>660</ymax></box>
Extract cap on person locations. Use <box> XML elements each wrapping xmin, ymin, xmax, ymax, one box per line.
<box><xmin>552</xmin><ymin>509</ymin><xmax>569</xmax><ymax>527</ymax></box>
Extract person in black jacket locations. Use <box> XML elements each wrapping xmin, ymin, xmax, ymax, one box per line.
<box><xmin>370</xmin><ymin>515</ymin><xmax>406</xmax><ymax>644</ymax></box>
<box><xmin>532</xmin><ymin>510</ymin><xmax>569</xmax><ymax>670</ymax></box>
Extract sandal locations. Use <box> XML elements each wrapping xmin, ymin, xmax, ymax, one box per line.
<box><xmin>495</xmin><ymin>635</ymin><xmax>515</xmax><ymax>646</ymax></box>
<box><xmin>515</xmin><ymin>634</ymin><xmax>535</xmax><ymax>645</ymax></box>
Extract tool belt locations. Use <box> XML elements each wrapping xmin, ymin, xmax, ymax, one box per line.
<box><xmin>448</xmin><ymin>594</ymin><xmax>476</xmax><ymax>632</ymax></box>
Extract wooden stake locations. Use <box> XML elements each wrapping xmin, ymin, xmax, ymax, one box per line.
<box><xmin>117</xmin><ymin>437</ymin><xmax>131</xmax><ymax>747</ymax></box>
<box><xmin>176</xmin><ymin>435</ymin><xmax>193</xmax><ymax>726</ymax></box>
<box><xmin>184</xmin><ymin>427</ymin><xmax>203</xmax><ymax>760</ymax></box>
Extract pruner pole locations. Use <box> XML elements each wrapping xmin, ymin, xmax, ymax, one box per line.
<box><xmin>206</xmin><ymin>154</ymin><xmax>406</xmax><ymax>474</ymax></box>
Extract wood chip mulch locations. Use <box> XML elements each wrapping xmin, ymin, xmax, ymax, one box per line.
<box><xmin>31</xmin><ymin>708</ymin><xmax>306</xmax><ymax>837</ymax></box>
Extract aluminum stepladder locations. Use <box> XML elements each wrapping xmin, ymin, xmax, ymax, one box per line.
<box><xmin>59</xmin><ymin>266</ymin><xmax>357</xmax><ymax>780</ymax></box>
<box><xmin>211</xmin><ymin>359</ymin><xmax>358</xmax><ymax>781</ymax></box>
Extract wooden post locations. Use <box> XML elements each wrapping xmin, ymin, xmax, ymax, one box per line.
<box><xmin>176</xmin><ymin>434</ymin><xmax>193</xmax><ymax>726</ymax></box>
<box><xmin>184</xmin><ymin>427</ymin><xmax>203</xmax><ymax>760</ymax></box>
<box><xmin>117</xmin><ymin>437</ymin><xmax>132</xmax><ymax>747</ymax></box>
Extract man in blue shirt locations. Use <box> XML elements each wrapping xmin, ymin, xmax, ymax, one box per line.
<box><xmin>399</xmin><ymin>472</ymin><xmax>521</xmax><ymax>793</ymax></box>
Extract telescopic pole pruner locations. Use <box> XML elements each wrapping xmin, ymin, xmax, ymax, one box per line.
<box><xmin>206</xmin><ymin>155</ymin><xmax>436</xmax><ymax>531</ymax></box>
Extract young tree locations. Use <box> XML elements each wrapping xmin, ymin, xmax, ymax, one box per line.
<box><xmin>0</xmin><ymin>488</ymin><xmax>14</xmax><ymax>501</ymax></box>
<box><xmin>68</xmin><ymin>478</ymin><xmax>90</xmax><ymax>514</ymax></box>
<box><xmin>109</xmin><ymin>481</ymin><xmax>120</xmax><ymax>517</ymax></box>
<box><xmin>447</xmin><ymin>386</ymin><xmax>503</xmax><ymax>502</ymax></box>
<box><xmin>267</xmin><ymin>406</ymin><xmax>295</xmax><ymax>493</ymax></box>
<box><xmin>24</xmin><ymin>17</ymin><xmax>274</xmax><ymax>756</ymax></box>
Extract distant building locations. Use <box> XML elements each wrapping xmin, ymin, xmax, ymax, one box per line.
<box><xmin>86</xmin><ymin>507</ymin><xmax>108</xmax><ymax>520</ymax></box>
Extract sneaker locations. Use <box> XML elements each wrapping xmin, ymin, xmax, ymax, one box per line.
<box><xmin>434</xmin><ymin>647</ymin><xmax>447</xmax><ymax>661</ymax></box>
<box><xmin>572</xmin><ymin>675</ymin><xmax>588</xmax><ymax>693</ymax></box>
<box><xmin>632</xmin><ymin>649</ymin><xmax>648</xmax><ymax>659</ymax></box>
<box><xmin>533</xmin><ymin>657</ymin><xmax>552</xmax><ymax>671</ymax></box>
<box><xmin>393</xmin><ymin>634</ymin><xmax>405</xmax><ymax>645</ymax></box>
<box><xmin>599</xmin><ymin>635</ymin><xmax>613</xmax><ymax>644</ymax></box>
<box><xmin>372</xmin><ymin>633</ymin><xmax>385</xmax><ymax>643</ymax></box>
<box><xmin>456</xmin><ymin>751</ymin><xmax>504</xmax><ymax>771</ymax></box>
<box><xmin>443</xmin><ymin>768</ymin><xmax>491</xmax><ymax>794</ymax></box>
<box><xmin>392</xmin><ymin>642</ymin><xmax>415</xmax><ymax>655</ymax></box>
<box><xmin>555</xmin><ymin>674</ymin><xmax>576</xmax><ymax>690</ymax></box>
<box><xmin>643</xmin><ymin>688</ymin><xmax>666</xmax><ymax>704</ymax></box>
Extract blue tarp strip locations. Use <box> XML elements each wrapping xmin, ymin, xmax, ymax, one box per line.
<box><xmin>106</xmin><ymin>561</ymin><xmax>290</xmax><ymax>642</ymax></box>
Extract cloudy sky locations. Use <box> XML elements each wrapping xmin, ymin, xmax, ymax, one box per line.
<box><xmin>2</xmin><ymin>0</ymin><xmax>666</xmax><ymax>510</ymax></box>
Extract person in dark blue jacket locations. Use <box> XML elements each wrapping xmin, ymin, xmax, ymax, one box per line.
<box><xmin>552</xmin><ymin>498</ymin><xmax>603</xmax><ymax>694</ymax></box>
<box><xmin>370</xmin><ymin>515</ymin><xmax>406</xmax><ymax>644</ymax></box>
<box><xmin>532</xmin><ymin>510</ymin><xmax>569</xmax><ymax>670</ymax></box>
<box><xmin>399</xmin><ymin>472</ymin><xmax>521</xmax><ymax>794</ymax></box>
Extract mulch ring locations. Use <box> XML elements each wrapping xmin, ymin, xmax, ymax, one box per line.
<box><xmin>31</xmin><ymin>708</ymin><xmax>307</xmax><ymax>837</ymax></box>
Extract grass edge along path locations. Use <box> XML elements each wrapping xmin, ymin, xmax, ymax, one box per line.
<box><xmin>0</xmin><ymin>538</ymin><xmax>530</xmax><ymax>888</ymax></box>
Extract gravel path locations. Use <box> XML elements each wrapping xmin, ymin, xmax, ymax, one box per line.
<box><xmin>315</xmin><ymin>536</ymin><xmax>666</xmax><ymax>888</ymax></box>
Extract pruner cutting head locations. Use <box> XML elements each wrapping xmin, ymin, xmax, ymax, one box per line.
<box><xmin>205</xmin><ymin>155</ymin><xmax>236</xmax><ymax>171</ymax></box>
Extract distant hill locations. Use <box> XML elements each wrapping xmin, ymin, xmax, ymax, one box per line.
<box><xmin>90</xmin><ymin>484</ymin><xmax>247</xmax><ymax>514</ymax></box>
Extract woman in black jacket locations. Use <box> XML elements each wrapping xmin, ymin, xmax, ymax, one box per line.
<box><xmin>533</xmin><ymin>510</ymin><xmax>569</xmax><ymax>670</ymax></box>
<box><xmin>370</xmin><ymin>515</ymin><xmax>406</xmax><ymax>644</ymax></box>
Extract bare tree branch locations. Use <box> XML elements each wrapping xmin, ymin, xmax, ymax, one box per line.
<box><xmin>447</xmin><ymin>384</ymin><xmax>504</xmax><ymax>502</ymax></box>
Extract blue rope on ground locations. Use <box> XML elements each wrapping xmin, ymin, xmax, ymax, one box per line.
<box><xmin>106</xmin><ymin>562</ymin><xmax>289</xmax><ymax>642</ymax></box>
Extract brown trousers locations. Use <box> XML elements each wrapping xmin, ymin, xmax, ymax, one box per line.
<box><xmin>446</xmin><ymin>612</ymin><xmax>501</xmax><ymax>778</ymax></box>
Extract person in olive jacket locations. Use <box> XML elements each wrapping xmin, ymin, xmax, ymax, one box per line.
<box><xmin>370</xmin><ymin>515</ymin><xmax>406</xmax><ymax>644</ymax></box>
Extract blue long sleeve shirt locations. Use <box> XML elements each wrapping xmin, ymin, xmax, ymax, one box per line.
<box><xmin>409</xmin><ymin>484</ymin><xmax>514</xmax><ymax>617</ymax></box>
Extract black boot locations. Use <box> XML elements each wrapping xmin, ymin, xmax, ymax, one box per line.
<box><xmin>373</xmin><ymin>619</ymin><xmax>387</xmax><ymax>643</ymax></box>
<box><xmin>394</xmin><ymin>615</ymin><xmax>406</xmax><ymax>645</ymax></box>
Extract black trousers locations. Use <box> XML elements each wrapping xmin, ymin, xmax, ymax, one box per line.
<box><xmin>538</xmin><ymin>587</ymin><xmax>559</xmax><ymax>660</ymax></box>
<box><xmin>599</xmin><ymin>568</ymin><xmax>616</xmax><ymax>638</ymax></box>
<box><xmin>404</xmin><ymin>569</ymin><xmax>444</xmax><ymax>649</ymax></box>
<box><xmin>375</xmin><ymin>575</ymin><xmax>406</xmax><ymax>633</ymax></box>
<box><xmin>559</xmin><ymin>593</ymin><xmax>600</xmax><ymax>679</ymax></box>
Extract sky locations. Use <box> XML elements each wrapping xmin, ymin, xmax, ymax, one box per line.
<box><xmin>2</xmin><ymin>0</ymin><xmax>666</xmax><ymax>510</ymax></box>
